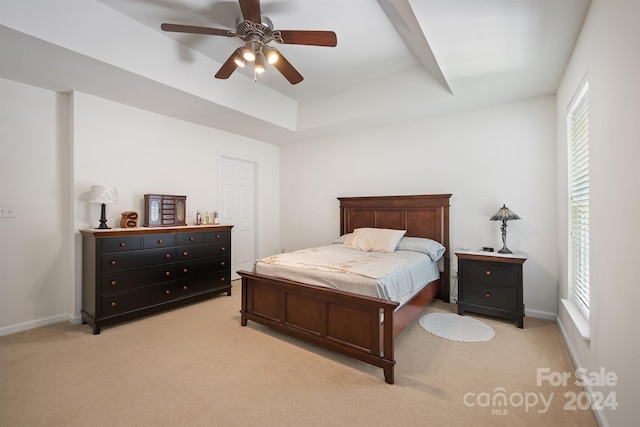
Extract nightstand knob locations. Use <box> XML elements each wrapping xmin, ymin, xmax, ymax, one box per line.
<box><xmin>165</xmin><ymin>271</ymin><xmax>171</xmax><ymax>277</ymax></box>
<box><xmin>110</xmin><ymin>280</ymin><xmax>117</xmax><ymax>286</ymax></box>
<box><xmin>485</xmin><ymin>270</ymin><xmax>491</xmax><ymax>276</ymax></box>
<box><xmin>485</xmin><ymin>293</ymin><xmax>491</xmax><ymax>299</ymax></box>
<box><xmin>220</xmin><ymin>261</ymin><xmax>226</xmax><ymax>267</ymax></box>
<box><xmin>183</xmin><ymin>285</ymin><xmax>188</xmax><ymax>290</ymax></box>
<box><xmin>110</xmin><ymin>260</ymin><xmax>116</xmax><ymax>266</ymax></box>
<box><xmin>183</xmin><ymin>251</ymin><xmax>188</xmax><ymax>256</ymax></box>
<box><xmin>165</xmin><ymin>254</ymin><xmax>171</xmax><ymax>259</ymax></box>
<box><xmin>110</xmin><ymin>301</ymin><xmax>117</xmax><ymax>307</ymax></box>
<box><xmin>157</xmin><ymin>239</ymin><xmax>163</xmax><ymax>244</ymax></box>
<box><xmin>119</xmin><ymin>242</ymin><xmax>126</xmax><ymax>247</ymax></box>
<box><xmin>165</xmin><ymin>289</ymin><xmax>171</xmax><ymax>295</ymax></box>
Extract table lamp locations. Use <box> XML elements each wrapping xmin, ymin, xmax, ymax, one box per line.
<box><xmin>88</xmin><ymin>185</ymin><xmax>118</xmax><ymax>229</ymax></box>
<box><xmin>490</xmin><ymin>204</ymin><xmax>520</xmax><ymax>254</ymax></box>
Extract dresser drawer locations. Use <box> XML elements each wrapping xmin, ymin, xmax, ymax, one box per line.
<box><xmin>101</xmin><ymin>284</ymin><xmax>176</xmax><ymax>316</ymax></box>
<box><xmin>100</xmin><ymin>265</ymin><xmax>175</xmax><ymax>295</ymax></box>
<box><xmin>463</xmin><ymin>282</ymin><xmax>517</xmax><ymax>311</ymax></box>
<box><xmin>177</xmin><ymin>232</ymin><xmax>205</xmax><ymax>246</ymax></box>
<box><xmin>143</xmin><ymin>234</ymin><xmax>177</xmax><ymax>249</ymax></box>
<box><xmin>175</xmin><ymin>256</ymin><xmax>230</xmax><ymax>278</ymax></box>
<box><xmin>205</xmin><ymin>230</ymin><xmax>230</xmax><ymax>243</ymax></box>
<box><xmin>177</xmin><ymin>242</ymin><xmax>229</xmax><ymax>261</ymax></box>
<box><xmin>176</xmin><ymin>271</ymin><xmax>231</xmax><ymax>296</ymax></box>
<box><xmin>101</xmin><ymin>248</ymin><xmax>176</xmax><ymax>272</ymax></box>
<box><xmin>101</xmin><ymin>236</ymin><xmax>142</xmax><ymax>253</ymax></box>
<box><xmin>464</xmin><ymin>260</ymin><xmax>517</xmax><ymax>287</ymax></box>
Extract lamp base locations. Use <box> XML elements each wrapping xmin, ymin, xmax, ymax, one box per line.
<box><xmin>96</xmin><ymin>203</ymin><xmax>111</xmax><ymax>229</ymax></box>
<box><xmin>498</xmin><ymin>246</ymin><xmax>513</xmax><ymax>254</ymax></box>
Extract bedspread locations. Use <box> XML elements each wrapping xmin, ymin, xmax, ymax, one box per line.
<box><xmin>258</xmin><ymin>246</ymin><xmax>409</xmax><ymax>279</ymax></box>
<box><xmin>255</xmin><ymin>244</ymin><xmax>439</xmax><ymax>307</ymax></box>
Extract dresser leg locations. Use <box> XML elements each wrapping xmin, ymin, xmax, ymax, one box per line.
<box><xmin>517</xmin><ymin>318</ymin><xmax>523</xmax><ymax>329</ymax></box>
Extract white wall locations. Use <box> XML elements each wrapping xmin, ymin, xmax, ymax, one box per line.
<box><xmin>0</xmin><ymin>81</ymin><xmax>280</xmax><ymax>334</ymax></box>
<box><xmin>280</xmin><ymin>95</ymin><xmax>558</xmax><ymax>317</ymax></box>
<box><xmin>555</xmin><ymin>0</ymin><xmax>640</xmax><ymax>425</ymax></box>
<box><xmin>0</xmin><ymin>78</ymin><xmax>74</xmax><ymax>333</ymax></box>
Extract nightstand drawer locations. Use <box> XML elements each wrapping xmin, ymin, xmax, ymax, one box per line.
<box><xmin>464</xmin><ymin>282</ymin><xmax>517</xmax><ymax>310</ymax></box>
<box><xmin>464</xmin><ymin>260</ymin><xmax>517</xmax><ymax>286</ymax></box>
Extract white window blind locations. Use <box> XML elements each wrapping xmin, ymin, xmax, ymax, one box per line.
<box><xmin>568</xmin><ymin>81</ymin><xmax>590</xmax><ymax>320</ymax></box>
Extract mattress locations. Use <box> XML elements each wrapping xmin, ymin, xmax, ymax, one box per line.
<box><xmin>254</xmin><ymin>244</ymin><xmax>439</xmax><ymax>308</ymax></box>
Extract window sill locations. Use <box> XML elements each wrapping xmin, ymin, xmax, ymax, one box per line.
<box><xmin>561</xmin><ymin>298</ymin><xmax>591</xmax><ymax>341</ymax></box>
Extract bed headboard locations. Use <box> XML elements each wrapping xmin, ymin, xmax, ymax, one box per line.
<box><xmin>338</xmin><ymin>194</ymin><xmax>452</xmax><ymax>301</ymax></box>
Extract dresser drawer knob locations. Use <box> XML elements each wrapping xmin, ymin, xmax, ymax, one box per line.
<box><xmin>110</xmin><ymin>301</ymin><xmax>117</xmax><ymax>307</ymax></box>
<box><xmin>157</xmin><ymin>239</ymin><xmax>163</xmax><ymax>244</ymax></box>
<box><xmin>165</xmin><ymin>289</ymin><xmax>171</xmax><ymax>295</ymax></box>
<box><xmin>110</xmin><ymin>280</ymin><xmax>117</xmax><ymax>286</ymax></box>
<box><xmin>221</xmin><ymin>277</ymin><xmax>226</xmax><ymax>282</ymax></box>
<box><xmin>485</xmin><ymin>270</ymin><xmax>491</xmax><ymax>276</ymax></box>
<box><xmin>220</xmin><ymin>261</ymin><xmax>226</xmax><ymax>267</ymax></box>
<box><xmin>221</xmin><ymin>247</ymin><xmax>226</xmax><ymax>252</ymax></box>
<box><xmin>165</xmin><ymin>254</ymin><xmax>171</xmax><ymax>259</ymax></box>
<box><xmin>110</xmin><ymin>260</ymin><xmax>117</xmax><ymax>266</ymax></box>
<box><xmin>165</xmin><ymin>271</ymin><xmax>171</xmax><ymax>277</ymax></box>
<box><xmin>183</xmin><ymin>268</ymin><xmax>188</xmax><ymax>273</ymax></box>
<box><xmin>183</xmin><ymin>285</ymin><xmax>188</xmax><ymax>291</ymax></box>
<box><xmin>216</xmin><ymin>234</ymin><xmax>221</xmax><ymax>239</ymax></box>
<box><xmin>189</xmin><ymin>237</ymin><xmax>195</xmax><ymax>241</ymax></box>
<box><xmin>183</xmin><ymin>251</ymin><xmax>188</xmax><ymax>256</ymax></box>
<box><xmin>485</xmin><ymin>293</ymin><xmax>491</xmax><ymax>299</ymax></box>
<box><xmin>119</xmin><ymin>242</ymin><xmax>126</xmax><ymax>247</ymax></box>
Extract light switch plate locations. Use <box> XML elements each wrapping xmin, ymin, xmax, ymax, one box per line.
<box><xmin>0</xmin><ymin>206</ymin><xmax>16</xmax><ymax>218</ymax></box>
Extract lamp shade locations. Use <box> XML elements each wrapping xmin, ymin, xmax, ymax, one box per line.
<box><xmin>490</xmin><ymin>204</ymin><xmax>520</xmax><ymax>222</ymax></box>
<box><xmin>88</xmin><ymin>186</ymin><xmax>118</xmax><ymax>204</ymax></box>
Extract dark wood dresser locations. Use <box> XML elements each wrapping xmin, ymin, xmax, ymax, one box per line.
<box><xmin>455</xmin><ymin>250</ymin><xmax>527</xmax><ymax>328</ymax></box>
<box><xmin>81</xmin><ymin>225</ymin><xmax>233</xmax><ymax>334</ymax></box>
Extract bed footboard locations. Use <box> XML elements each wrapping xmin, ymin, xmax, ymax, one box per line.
<box><xmin>239</xmin><ymin>270</ymin><xmax>400</xmax><ymax>384</ymax></box>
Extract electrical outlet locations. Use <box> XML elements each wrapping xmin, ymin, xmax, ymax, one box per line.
<box><xmin>0</xmin><ymin>206</ymin><xmax>16</xmax><ymax>218</ymax></box>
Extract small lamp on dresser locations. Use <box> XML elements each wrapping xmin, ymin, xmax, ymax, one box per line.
<box><xmin>88</xmin><ymin>185</ymin><xmax>118</xmax><ymax>229</ymax></box>
<box><xmin>490</xmin><ymin>204</ymin><xmax>520</xmax><ymax>254</ymax></box>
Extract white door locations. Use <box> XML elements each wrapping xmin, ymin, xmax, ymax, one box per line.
<box><xmin>219</xmin><ymin>156</ymin><xmax>257</xmax><ymax>279</ymax></box>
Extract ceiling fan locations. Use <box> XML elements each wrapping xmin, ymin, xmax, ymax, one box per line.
<box><xmin>161</xmin><ymin>0</ymin><xmax>337</xmax><ymax>84</ymax></box>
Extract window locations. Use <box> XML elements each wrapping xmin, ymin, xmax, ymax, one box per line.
<box><xmin>568</xmin><ymin>80</ymin><xmax>590</xmax><ymax>320</ymax></box>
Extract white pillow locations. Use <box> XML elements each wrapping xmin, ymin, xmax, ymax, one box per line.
<box><xmin>342</xmin><ymin>228</ymin><xmax>406</xmax><ymax>253</ymax></box>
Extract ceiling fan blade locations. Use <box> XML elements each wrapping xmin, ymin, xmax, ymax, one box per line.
<box><xmin>215</xmin><ymin>48</ymin><xmax>242</xmax><ymax>79</ymax></box>
<box><xmin>161</xmin><ymin>23</ymin><xmax>233</xmax><ymax>37</ymax></box>
<box><xmin>276</xmin><ymin>30</ymin><xmax>337</xmax><ymax>47</ymax></box>
<box><xmin>239</xmin><ymin>0</ymin><xmax>261</xmax><ymax>24</ymax></box>
<box><xmin>271</xmin><ymin>51</ymin><xmax>303</xmax><ymax>85</ymax></box>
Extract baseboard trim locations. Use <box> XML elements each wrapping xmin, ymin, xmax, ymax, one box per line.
<box><xmin>0</xmin><ymin>313</ymin><xmax>74</xmax><ymax>337</ymax></box>
<box><xmin>524</xmin><ymin>308</ymin><xmax>556</xmax><ymax>321</ymax></box>
<box><xmin>556</xmin><ymin>315</ymin><xmax>609</xmax><ymax>427</ymax></box>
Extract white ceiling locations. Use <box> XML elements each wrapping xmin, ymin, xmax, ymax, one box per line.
<box><xmin>0</xmin><ymin>0</ymin><xmax>591</xmax><ymax>145</ymax></box>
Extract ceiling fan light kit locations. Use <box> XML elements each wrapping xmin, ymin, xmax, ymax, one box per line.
<box><xmin>161</xmin><ymin>0</ymin><xmax>337</xmax><ymax>85</ymax></box>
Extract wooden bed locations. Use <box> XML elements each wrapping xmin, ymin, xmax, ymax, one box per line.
<box><xmin>238</xmin><ymin>194</ymin><xmax>451</xmax><ymax>384</ymax></box>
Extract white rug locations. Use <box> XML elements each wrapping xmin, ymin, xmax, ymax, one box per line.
<box><xmin>419</xmin><ymin>313</ymin><xmax>495</xmax><ymax>342</ymax></box>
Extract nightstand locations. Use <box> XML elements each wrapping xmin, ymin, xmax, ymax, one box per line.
<box><xmin>455</xmin><ymin>250</ymin><xmax>527</xmax><ymax>328</ymax></box>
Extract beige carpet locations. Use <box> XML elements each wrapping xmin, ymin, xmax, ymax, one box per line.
<box><xmin>0</xmin><ymin>281</ymin><xmax>597</xmax><ymax>426</ymax></box>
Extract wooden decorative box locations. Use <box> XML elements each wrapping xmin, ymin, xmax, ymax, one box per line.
<box><xmin>143</xmin><ymin>194</ymin><xmax>186</xmax><ymax>227</ymax></box>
